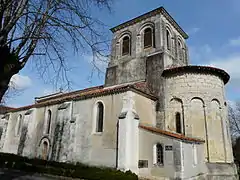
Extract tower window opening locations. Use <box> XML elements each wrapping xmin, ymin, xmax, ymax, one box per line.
<box><xmin>166</xmin><ymin>30</ymin><xmax>171</xmax><ymax>50</ymax></box>
<box><xmin>144</xmin><ymin>28</ymin><xmax>153</xmax><ymax>48</ymax></box>
<box><xmin>122</xmin><ymin>36</ymin><xmax>130</xmax><ymax>56</ymax></box>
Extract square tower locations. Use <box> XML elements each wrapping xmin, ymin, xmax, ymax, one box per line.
<box><xmin>105</xmin><ymin>7</ymin><xmax>189</xmax><ymax>87</ymax></box>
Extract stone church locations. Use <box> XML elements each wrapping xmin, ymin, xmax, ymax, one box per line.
<box><xmin>0</xmin><ymin>6</ymin><xmax>238</xmax><ymax>180</ymax></box>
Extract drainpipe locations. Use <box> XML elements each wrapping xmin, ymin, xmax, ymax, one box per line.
<box><xmin>116</xmin><ymin>120</ymin><xmax>119</xmax><ymax>169</ymax></box>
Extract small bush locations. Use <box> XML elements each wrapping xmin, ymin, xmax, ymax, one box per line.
<box><xmin>0</xmin><ymin>152</ymin><xmax>138</xmax><ymax>180</ymax></box>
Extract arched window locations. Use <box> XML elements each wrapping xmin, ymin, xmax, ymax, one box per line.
<box><xmin>193</xmin><ymin>144</ymin><xmax>197</xmax><ymax>166</ymax></box>
<box><xmin>153</xmin><ymin>143</ymin><xmax>164</xmax><ymax>166</ymax></box>
<box><xmin>96</xmin><ymin>102</ymin><xmax>104</xmax><ymax>132</ymax></box>
<box><xmin>178</xmin><ymin>40</ymin><xmax>183</xmax><ymax>60</ymax></box>
<box><xmin>166</xmin><ymin>29</ymin><xmax>171</xmax><ymax>50</ymax></box>
<box><xmin>0</xmin><ymin>127</ymin><xmax>3</xmax><ymax>140</ymax></box>
<box><xmin>46</xmin><ymin>110</ymin><xmax>52</xmax><ymax>134</ymax></box>
<box><xmin>122</xmin><ymin>36</ymin><xmax>130</xmax><ymax>56</ymax></box>
<box><xmin>16</xmin><ymin>114</ymin><xmax>22</xmax><ymax>136</ymax></box>
<box><xmin>144</xmin><ymin>28</ymin><xmax>153</xmax><ymax>48</ymax></box>
<box><xmin>176</xmin><ymin>112</ymin><xmax>182</xmax><ymax>134</ymax></box>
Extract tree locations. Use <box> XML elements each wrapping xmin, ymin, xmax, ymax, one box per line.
<box><xmin>0</xmin><ymin>0</ymin><xmax>112</xmax><ymax>103</ymax></box>
<box><xmin>228</xmin><ymin>101</ymin><xmax>240</xmax><ymax>141</ymax></box>
<box><xmin>228</xmin><ymin>101</ymin><xmax>240</xmax><ymax>166</ymax></box>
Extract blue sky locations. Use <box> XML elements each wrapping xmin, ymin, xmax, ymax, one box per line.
<box><xmin>6</xmin><ymin>0</ymin><xmax>240</xmax><ymax>107</ymax></box>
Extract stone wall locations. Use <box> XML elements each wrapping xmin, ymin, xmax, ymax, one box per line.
<box><xmin>138</xmin><ymin>128</ymin><xmax>205</xmax><ymax>180</ymax></box>
<box><xmin>0</xmin><ymin>90</ymin><xmax>157</xmax><ymax>170</ymax></box>
<box><xmin>164</xmin><ymin>71</ymin><xmax>233</xmax><ymax>163</ymax></box>
<box><xmin>105</xmin><ymin>12</ymin><xmax>188</xmax><ymax>87</ymax></box>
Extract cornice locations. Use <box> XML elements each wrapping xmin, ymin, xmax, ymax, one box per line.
<box><xmin>110</xmin><ymin>7</ymin><xmax>188</xmax><ymax>39</ymax></box>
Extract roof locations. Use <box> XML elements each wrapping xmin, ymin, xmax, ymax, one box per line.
<box><xmin>139</xmin><ymin>124</ymin><xmax>205</xmax><ymax>143</ymax></box>
<box><xmin>162</xmin><ymin>65</ymin><xmax>230</xmax><ymax>84</ymax></box>
<box><xmin>6</xmin><ymin>82</ymin><xmax>157</xmax><ymax>113</ymax></box>
<box><xmin>0</xmin><ymin>105</ymin><xmax>15</xmax><ymax>114</ymax></box>
<box><xmin>110</xmin><ymin>6</ymin><xmax>188</xmax><ymax>39</ymax></box>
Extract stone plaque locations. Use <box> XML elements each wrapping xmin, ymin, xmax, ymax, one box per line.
<box><xmin>138</xmin><ymin>160</ymin><xmax>148</xmax><ymax>168</ymax></box>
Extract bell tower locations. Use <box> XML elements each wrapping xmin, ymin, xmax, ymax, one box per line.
<box><xmin>105</xmin><ymin>7</ymin><xmax>189</xmax><ymax>88</ymax></box>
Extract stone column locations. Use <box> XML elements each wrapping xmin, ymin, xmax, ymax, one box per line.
<box><xmin>222</xmin><ymin>105</ymin><xmax>234</xmax><ymax>163</ymax></box>
<box><xmin>117</xmin><ymin>91</ymin><xmax>139</xmax><ymax>174</ymax></box>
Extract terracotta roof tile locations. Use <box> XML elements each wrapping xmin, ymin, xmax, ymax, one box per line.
<box><xmin>0</xmin><ymin>105</ymin><xmax>15</xmax><ymax>114</ymax></box>
<box><xmin>139</xmin><ymin>124</ymin><xmax>205</xmax><ymax>143</ymax></box>
<box><xmin>162</xmin><ymin>65</ymin><xmax>230</xmax><ymax>84</ymax></box>
<box><xmin>7</xmin><ymin>82</ymin><xmax>157</xmax><ymax>113</ymax></box>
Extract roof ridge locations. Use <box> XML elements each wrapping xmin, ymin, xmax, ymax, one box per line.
<box><xmin>139</xmin><ymin>124</ymin><xmax>205</xmax><ymax>143</ymax></box>
<box><xmin>110</xmin><ymin>6</ymin><xmax>188</xmax><ymax>39</ymax></box>
<box><xmin>6</xmin><ymin>82</ymin><xmax>157</xmax><ymax>113</ymax></box>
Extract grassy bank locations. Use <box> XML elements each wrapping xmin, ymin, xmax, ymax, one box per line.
<box><xmin>0</xmin><ymin>153</ymin><xmax>138</xmax><ymax>180</ymax></box>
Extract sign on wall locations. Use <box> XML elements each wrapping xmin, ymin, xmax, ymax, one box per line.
<box><xmin>165</xmin><ymin>145</ymin><xmax>173</xmax><ymax>151</ymax></box>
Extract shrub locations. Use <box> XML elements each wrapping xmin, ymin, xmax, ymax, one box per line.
<box><xmin>0</xmin><ymin>152</ymin><xmax>138</xmax><ymax>180</ymax></box>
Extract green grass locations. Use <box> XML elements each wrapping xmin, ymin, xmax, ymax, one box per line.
<box><xmin>0</xmin><ymin>152</ymin><xmax>138</xmax><ymax>180</ymax></box>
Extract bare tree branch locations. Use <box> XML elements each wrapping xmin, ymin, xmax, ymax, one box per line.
<box><xmin>0</xmin><ymin>0</ymin><xmax>112</xmax><ymax>102</ymax></box>
<box><xmin>228</xmin><ymin>101</ymin><xmax>240</xmax><ymax>143</ymax></box>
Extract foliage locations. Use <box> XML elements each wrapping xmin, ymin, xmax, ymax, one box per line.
<box><xmin>0</xmin><ymin>152</ymin><xmax>138</xmax><ymax>180</ymax></box>
<box><xmin>0</xmin><ymin>0</ymin><xmax>112</xmax><ymax>102</ymax></box>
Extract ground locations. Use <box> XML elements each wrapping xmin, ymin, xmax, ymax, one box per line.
<box><xmin>0</xmin><ymin>169</ymin><xmax>82</xmax><ymax>180</ymax></box>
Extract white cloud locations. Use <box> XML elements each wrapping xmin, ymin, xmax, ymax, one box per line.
<box><xmin>9</xmin><ymin>74</ymin><xmax>32</xmax><ymax>90</ymax></box>
<box><xmin>207</xmin><ymin>55</ymin><xmax>240</xmax><ymax>79</ymax></box>
<box><xmin>187</xmin><ymin>27</ymin><xmax>200</xmax><ymax>35</ymax></box>
<box><xmin>228</xmin><ymin>36</ymin><xmax>240</xmax><ymax>46</ymax></box>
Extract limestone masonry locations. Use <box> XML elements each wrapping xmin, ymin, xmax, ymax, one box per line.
<box><xmin>0</xmin><ymin>6</ymin><xmax>238</xmax><ymax>180</ymax></box>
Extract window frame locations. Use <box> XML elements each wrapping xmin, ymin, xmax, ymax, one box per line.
<box><xmin>166</xmin><ymin>29</ymin><xmax>171</xmax><ymax>50</ymax></box>
<box><xmin>175</xmin><ymin>112</ymin><xmax>182</xmax><ymax>134</ymax></box>
<box><xmin>143</xmin><ymin>27</ymin><xmax>154</xmax><ymax>49</ymax></box>
<box><xmin>46</xmin><ymin>109</ymin><xmax>52</xmax><ymax>134</ymax></box>
<box><xmin>193</xmin><ymin>144</ymin><xmax>197</xmax><ymax>166</ymax></box>
<box><xmin>178</xmin><ymin>39</ymin><xmax>183</xmax><ymax>60</ymax></box>
<box><xmin>0</xmin><ymin>127</ymin><xmax>3</xmax><ymax>141</ymax></box>
<box><xmin>153</xmin><ymin>143</ymin><xmax>164</xmax><ymax>166</ymax></box>
<box><xmin>45</xmin><ymin>110</ymin><xmax>52</xmax><ymax>134</ymax></box>
<box><xmin>121</xmin><ymin>35</ymin><xmax>131</xmax><ymax>56</ymax></box>
<box><xmin>93</xmin><ymin>101</ymin><xmax>105</xmax><ymax>134</ymax></box>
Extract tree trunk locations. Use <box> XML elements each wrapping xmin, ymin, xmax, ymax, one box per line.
<box><xmin>0</xmin><ymin>46</ymin><xmax>22</xmax><ymax>103</ymax></box>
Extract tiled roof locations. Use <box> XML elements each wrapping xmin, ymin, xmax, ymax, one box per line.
<box><xmin>162</xmin><ymin>65</ymin><xmax>230</xmax><ymax>84</ymax></box>
<box><xmin>0</xmin><ymin>105</ymin><xmax>15</xmax><ymax>114</ymax></box>
<box><xmin>6</xmin><ymin>82</ymin><xmax>157</xmax><ymax>113</ymax></box>
<box><xmin>139</xmin><ymin>124</ymin><xmax>205</xmax><ymax>143</ymax></box>
<box><xmin>110</xmin><ymin>6</ymin><xmax>188</xmax><ymax>39</ymax></box>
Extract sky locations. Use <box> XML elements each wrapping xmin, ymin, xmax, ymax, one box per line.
<box><xmin>6</xmin><ymin>0</ymin><xmax>240</xmax><ymax>107</ymax></box>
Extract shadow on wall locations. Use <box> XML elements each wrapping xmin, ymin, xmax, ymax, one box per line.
<box><xmin>17</xmin><ymin>126</ymin><xmax>27</xmax><ymax>156</ymax></box>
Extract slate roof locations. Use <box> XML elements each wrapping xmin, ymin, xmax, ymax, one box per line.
<box><xmin>139</xmin><ymin>124</ymin><xmax>205</xmax><ymax>143</ymax></box>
